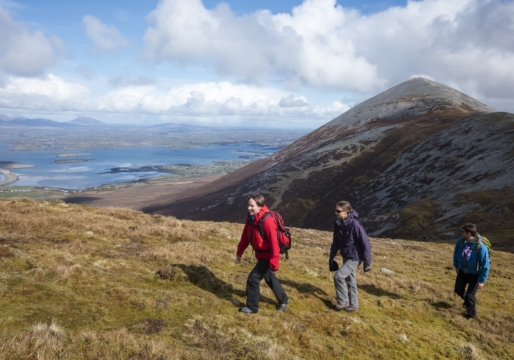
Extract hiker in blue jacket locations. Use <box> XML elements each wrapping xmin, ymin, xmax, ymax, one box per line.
<box><xmin>329</xmin><ymin>201</ymin><xmax>372</xmax><ymax>313</ymax></box>
<box><xmin>453</xmin><ymin>223</ymin><xmax>490</xmax><ymax>320</ymax></box>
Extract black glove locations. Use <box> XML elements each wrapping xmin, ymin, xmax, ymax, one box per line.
<box><xmin>364</xmin><ymin>266</ymin><xmax>371</xmax><ymax>272</ymax></box>
<box><xmin>329</xmin><ymin>259</ymin><xmax>339</xmax><ymax>272</ymax></box>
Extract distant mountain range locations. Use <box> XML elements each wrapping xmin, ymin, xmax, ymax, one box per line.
<box><xmin>0</xmin><ymin>115</ymin><xmax>106</xmax><ymax>127</ymax></box>
<box><xmin>144</xmin><ymin>78</ymin><xmax>514</xmax><ymax>247</ymax></box>
<box><xmin>0</xmin><ymin>115</ymin><xmax>214</xmax><ymax>130</ymax></box>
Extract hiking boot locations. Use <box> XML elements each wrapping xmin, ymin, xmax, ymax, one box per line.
<box><xmin>277</xmin><ymin>298</ymin><xmax>290</xmax><ymax>312</ymax></box>
<box><xmin>239</xmin><ymin>307</ymin><xmax>257</xmax><ymax>314</ymax></box>
<box><xmin>335</xmin><ymin>302</ymin><xmax>349</xmax><ymax>311</ymax></box>
<box><xmin>345</xmin><ymin>307</ymin><xmax>358</xmax><ymax>313</ymax></box>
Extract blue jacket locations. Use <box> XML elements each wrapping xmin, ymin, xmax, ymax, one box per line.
<box><xmin>453</xmin><ymin>235</ymin><xmax>490</xmax><ymax>283</ymax></box>
<box><xmin>329</xmin><ymin>210</ymin><xmax>372</xmax><ymax>269</ymax></box>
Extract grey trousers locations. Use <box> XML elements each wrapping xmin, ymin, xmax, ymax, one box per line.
<box><xmin>334</xmin><ymin>259</ymin><xmax>362</xmax><ymax>307</ymax></box>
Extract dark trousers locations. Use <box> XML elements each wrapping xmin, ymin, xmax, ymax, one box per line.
<box><xmin>454</xmin><ymin>270</ymin><xmax>479</xmax><ymax>318</ymax></box>
<box><xmin>246</xmin><ymin>259</ymin><xmax>288</xmax><ymax>312</ymax></box>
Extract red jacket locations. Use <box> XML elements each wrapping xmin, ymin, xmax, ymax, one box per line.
<box><xmin>237</xmin><ymin>205</ymin><xmax>280</xmax><ymax>271</ymax></box>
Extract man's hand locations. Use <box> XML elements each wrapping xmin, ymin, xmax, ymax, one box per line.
<box><xmin>236</xmin><ymin>255</ymin><xmax>241</xmax><ymax>263</ymax></box>
<box><xmin>477</xmin><ymin>282</ymin><xmax>484</xmax><ymax>290</ymax></box>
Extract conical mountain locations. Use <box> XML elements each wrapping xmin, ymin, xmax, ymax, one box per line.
<box><xmin>145</xmin><ymin>78</ymin><xmax>514</xmax><ymax>246</ymax></box>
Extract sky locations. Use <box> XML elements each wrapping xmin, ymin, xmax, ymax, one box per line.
<box><xmin>0</xmin><ymin>0</ymin><xmax>513</xmax><ymax>129</ymax></box>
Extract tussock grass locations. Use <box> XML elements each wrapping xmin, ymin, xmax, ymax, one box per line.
<box><xmin>1</xmin><ymin>198</ymin><xmax>513</xmax><ymax>359</ymax></box>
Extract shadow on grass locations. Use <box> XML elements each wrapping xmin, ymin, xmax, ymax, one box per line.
<box><xmin>64</xmin><ymin>196</ymin><xmax>102</xmax><ymax>204</ymax></box>
<box><xmin>360</xmin><ymin>284</ymin><xmax>402</xmax><ymax>299</ymax></box>
<box><xmin>427</xmin><ymin>300</ymin><xmax>453</xmax><ymax>310</ymax></box>
<box><xmin>280</xmin><ymin>279</ymin><xmax>334</xmax><ymax>309</ymax></box>
<box><xmin>157</xmin><ymin>264</ymin><xmax>274</xmax><ymax>307</ymax></box>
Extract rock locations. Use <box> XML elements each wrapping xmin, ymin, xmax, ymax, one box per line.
<box><xmin>380</xmin><ymin>267</ymin><xmax>395</xmax><ymax>275</ymax></box>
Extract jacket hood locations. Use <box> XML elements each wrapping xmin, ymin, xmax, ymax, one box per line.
<box><xmin>335</xmin><ymin>209</ymin><xmax>359</xmax><ymax>226</ymax></box>
<box><xmin>248</xmin><ymin>205</ymin><xmax>270</xmax><ymax>224</ymax></box>
<box><xmin>347</xmin><ymin>209</ymin><xmax>359</xmax><ymax>221</ymax></box>
<box><xmin>469</xmin><ymin>234</ymin><xmax>482</xmax><ymax>244</ymax></box>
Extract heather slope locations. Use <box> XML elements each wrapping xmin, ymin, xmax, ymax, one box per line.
<box><xmin>1</xmin><ymin>198</ymin><xmax>513</xmax><ymax>359</ymax></box>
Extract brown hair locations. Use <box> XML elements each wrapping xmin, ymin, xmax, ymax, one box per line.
<box><xmin>336</xmin><ymin>201</ymin><xmax>352</xmax><ymax>212</ymax></box>
<box><xmin>461</xmin><ymin>223</ymin><xmax>477</xmax><ymax>237</ymax></box>
<box><xmin>248</xmin><ymin>194</ymin><xmax>266</xmax><ymax>207</ymax></box>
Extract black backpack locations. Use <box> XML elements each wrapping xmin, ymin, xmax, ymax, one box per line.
<box><xmin>257</xmin><ymin>211</ymin><xmax>292</xmax><ymax>259</ymax></box>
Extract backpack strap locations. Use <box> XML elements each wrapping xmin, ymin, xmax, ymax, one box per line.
<box><xmin>254</xmin><ymin>212</ymin><xmax>273</xmax><ymax>253</ymax></box>
<box><xmin>257</xmin><ymin>212</ymin><xmax>273</xmax><ymax>240</ymax></box>
<box><xmin>476</xmin><ymin>241</ymin><xmax>485</xmax><ymax>271</ymax></box>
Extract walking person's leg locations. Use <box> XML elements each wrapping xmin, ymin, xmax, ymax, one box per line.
<box><xmin>454</xmin><ymin>270</ymin><xmax>468</xmax><ymax>300</ymax></box>
<box><xmin>244</xmin><ymin>260</ymin><xmax>268</xmax><ymax>313</ymax></box>
<box><xmin>463</xmin><ymin>274</ymin><xmax>479</xmax><ymax>319</ymax></box>
<box><xmin>334</xmin><ymin>259</ymin><xmax>359</xmax><ymax>309</ymax></box>
<box><xmin>263</xmin><ymin>269</ymin><xmax>289</xmax><ymax>308</ymax></box>
<box><xmin>346</xmin><ymin>260</ymin><xmax>362</xmax><ymax>311</ymax></box>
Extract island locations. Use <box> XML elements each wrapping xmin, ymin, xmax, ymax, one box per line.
<box><xmin>57</xmin><ymin>153</ymin><xmax>91</xmax><ymax>158</ymax></box>
<box><xmin>52</xmin><ymin>159</ymin><xmax>94</xmax><ymax>164</ymax></box>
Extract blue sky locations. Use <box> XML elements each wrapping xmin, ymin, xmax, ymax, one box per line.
<box><xmin>0</xmin><ymin>0</ymin><xmax>513</xmax><ymax>128</ymax></box>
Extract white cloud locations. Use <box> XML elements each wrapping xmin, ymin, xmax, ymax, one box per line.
<box><xmin>279</xmin><ymin>95</ymin><xmax>309</xmax><ymax>108</ymax></box>
<box><xmin>0</xmin><ymin>5</ymin><xmax>63</xmax><ymax>76</ymax></box>
<box><xmin>143</xmin><ymin>0</ymin><xmax>382</xmax><ymax>92</ymax></box>
<box><xmin>83</xmin><ymin>15</ymin><xmax>129</xmax><ymax>53</ymax></box>
<box><xmin>0</xmin><ymin>74</ymin><xmax>89</xmax><ymax>110</ymax></box>
<box><xmin>142</xmin><ymin>0</ymin><xmax>514</xmax><ymax>105</ymax></box>
<box><xmin>0</xmin><ymin>74</ymin><xmax>346</xmax><ymax>127</ymax></box>
<box><xmin>350</xmin><ymin>0</ymin><xmax>514</xmax><ymax>100</ymax></box>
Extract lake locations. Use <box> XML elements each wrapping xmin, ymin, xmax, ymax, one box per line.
<box><xmin>0</xmin><ymin>143</ymin><xmax>275</xmax><ymax>190</ymax></box>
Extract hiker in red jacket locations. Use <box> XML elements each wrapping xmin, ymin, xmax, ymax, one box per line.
<box><xmin>236</xmin><ymin>194</ymin><xmax>289</xmax><ymax>313</ymax></box>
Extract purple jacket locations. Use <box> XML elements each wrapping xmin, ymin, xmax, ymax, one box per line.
<box><xmin>329</xmin><ymin>210</ymin><xmax>372</xmax><ymax>268</ymax></box>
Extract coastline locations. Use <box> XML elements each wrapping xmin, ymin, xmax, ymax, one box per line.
<box><xmin>0</xmin><ymin>169</ymin><xmax>18</xmax><ymax>186</ymax></box>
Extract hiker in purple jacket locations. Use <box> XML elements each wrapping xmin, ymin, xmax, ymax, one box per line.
<box><xmin>329</xmin><ymin>201</ymin><xmax>372</xmax><ymax>312</ymax></box>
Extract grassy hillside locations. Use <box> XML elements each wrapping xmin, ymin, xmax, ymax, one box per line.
<box><xmin>1</xmin><ymin>198</ymin><xmax>513</xmax><ymax>359</ymax></box>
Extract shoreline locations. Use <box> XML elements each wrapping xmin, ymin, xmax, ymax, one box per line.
<box><xmin>0</xmin><ymin>169</ymin><xmax>19</xmax><ymax>186</ymax></box>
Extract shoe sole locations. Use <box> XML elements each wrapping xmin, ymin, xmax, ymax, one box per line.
<box><xmin>335</xmin><ymin>303</ymin><xmax>349</xmax><ymax>311</ymax></box>
<box><xmin>277</xmin><ymin>298</ymin><xmax>290</xmax><ymax>311</ymax></box>
<box><xmin>239</xmin><ymin>308</ymin><xmax>257</xmax><ymax>314</ymax></box>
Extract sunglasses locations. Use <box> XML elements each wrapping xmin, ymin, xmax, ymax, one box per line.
<box><xmin>335</xmin><ymin>209</ymin><xmax>345</xmax><ymax>213</ymax></box>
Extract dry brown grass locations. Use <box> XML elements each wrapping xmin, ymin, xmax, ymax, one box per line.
<box><xmin>1</xmin><ymin>198</ymin><xmax>513</xmax><ymax>359</ymax></box>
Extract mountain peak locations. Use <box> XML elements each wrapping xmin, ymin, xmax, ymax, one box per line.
<box><xmin>69</xmin><ymin>117</ymin><xmax>106</xmax><ymax>126</ymax></box>
<box><xmin>324</xmin><ymin>77</ymin><xmax>495</xmax><ymax>129</ymax></box>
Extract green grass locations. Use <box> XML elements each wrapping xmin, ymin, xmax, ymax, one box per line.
<box><xmin>1</xmin><ymin>198</ymin><xmax>513</xmax><ymax>359</ymax></box>
<box><xmin>0</xmin><ymin>186</ymin><xmax>69</xmax><ymax>201</ymax></box>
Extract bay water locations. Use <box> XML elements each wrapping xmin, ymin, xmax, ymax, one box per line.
<box><xmin>0</xmin><ymin>143</ymin><xmax>274</xmax><ymax>190</ymax></box>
